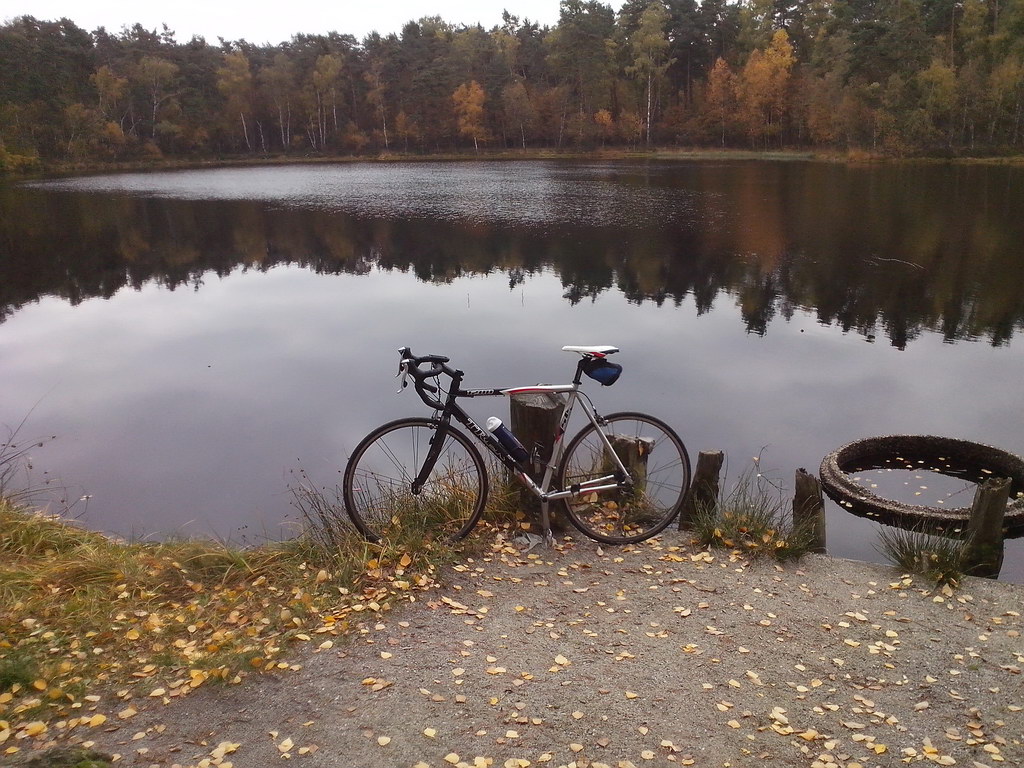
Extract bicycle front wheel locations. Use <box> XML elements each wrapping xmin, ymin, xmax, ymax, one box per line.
<box><xmin>343</xmin><ymin>418</ymin><xmax>488</xmax><ymax>543</ymax></box>
<box><xmin>558</xmin><ymin>412</ymin><xmax>691</xmax><ymax>544</ymax></box>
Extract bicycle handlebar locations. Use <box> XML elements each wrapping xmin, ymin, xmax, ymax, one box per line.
<box><xmin>397</xmin><ymin>347</ymin><xmax>463</xmax><ymax>409</ymax></box>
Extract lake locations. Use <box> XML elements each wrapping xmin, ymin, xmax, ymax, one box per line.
<box><xmin>1</xmin><ymin>159</ymin><xmax>1022</xmax><ymax>579</ymax></box>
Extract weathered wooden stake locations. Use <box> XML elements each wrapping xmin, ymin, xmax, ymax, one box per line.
<box><xmin>963</xmin><ymin>476</ymin><xmax>1010</xmax><ymax>579</ymax></box>
<box><xmin>793</xmin><ymin>468</ymin><xmax>827</xmax><ymax>553</ymax></box>
<box><xmin>678</xmin><ymin>450</ymin><xmax>724</xmax><ymax>530</ymax></box>
<box><xmin>608</xmin><ymin>435</ymin><xmax>654</xmax><ymax>491</ymax></box>
<box><xmin>510</xmin><ymin>392</ymin><xmax>566</xmax><ymax>530</ymax></box>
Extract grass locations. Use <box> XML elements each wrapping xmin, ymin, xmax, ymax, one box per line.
<box><xmin>0</xmin><ymin>453</ymin><xmax>532</xmax><ymax>747</ymax></box>
<box><xmin>0</xmin><ymin>491</ymin><xmax>461</xmax><ymax>743</ymax></box>
<box><xmin>876</xmin><ymin>525</ymin><xmax>966</xmax><ymax>586</ymax></box>
<box><xmin>692</xmin><ymin>470</ymin><xmax>815</xmax><ymax>562</ymax></box>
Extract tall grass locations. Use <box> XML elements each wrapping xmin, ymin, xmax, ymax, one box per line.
<box><xmin>0</xmin><ymin>420</ymin><xmax>57</xmax><ymax>505</ymax></box>
<box><xmin>876</xmin><ymin>525</ymin><xmax>965</xmax><ymax>585</ymax></box>
<box><xmin>692</xmin><ymin>470</ymin><xmax>815</xmax><ymax>561</ymax></box>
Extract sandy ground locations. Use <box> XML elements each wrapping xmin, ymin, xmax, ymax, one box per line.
<box><xmin>16</xmin><ymin>531</ymin><xmax>1024</xmax><ymax>768</ymax></box>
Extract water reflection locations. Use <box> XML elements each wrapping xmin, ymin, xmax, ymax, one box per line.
<box><xmin>1</xmin><ymin>161</ymin><xmax>1022</xmax><ymax>580</ymax></box>
<box><xmin>4</xmin><ymin>161</ymin><xmax>1023</xmax><ymax>348</ymax></box>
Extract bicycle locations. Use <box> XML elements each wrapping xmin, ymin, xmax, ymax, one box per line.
<box><xmin>342</xmin><ymin>345</ymin><xmax>691</xmax><ymax>545</ymax></box>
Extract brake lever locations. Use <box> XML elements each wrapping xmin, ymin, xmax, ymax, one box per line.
<box><xmin>396</xmin><ymin>361</ymin><xmax>410</xmax><ymax>393</ymax></box>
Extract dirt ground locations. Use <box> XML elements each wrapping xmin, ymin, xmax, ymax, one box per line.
<box><xmin>17</xmin><ymin>531</ymin><xmax>1024</xmax><ymax>768</ymax></box>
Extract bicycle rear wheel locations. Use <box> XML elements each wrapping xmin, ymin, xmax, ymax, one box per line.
<box><xmin>558</xmin><ymin>412</ymin><xmax>691</xmax><ymax>544</ymax></box>
<box><xmin>343</xmin><ymin>418</ymin><xmax>488</xmax><ymax>542</ymax></box>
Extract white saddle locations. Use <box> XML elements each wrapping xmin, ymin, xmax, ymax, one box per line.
<box><xmin>562</xmin><ymin>345</ymin><xmax>619</xmax><ymax>357</ymax></box>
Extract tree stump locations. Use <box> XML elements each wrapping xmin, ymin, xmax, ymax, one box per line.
<box><xmin>793</xmin><ymin>468</ymin><xmax>827</xmax><ymax>553</ymax></box>
<box><xmin>510</xmin><ymin>392</ymin><xmax>566</xmax><ymax>530</ymax></box>
<box><xmin>607</xmin><ymin>435</ymin><xmax>654</xmax><ymax>490</ymax></box>
<box><xmin>606</xmin><ymin>435</ymin><xmax>655</xmax><ymax>525</ymax></box>
<box><xmin>678</xmin><ymin>450</ymin><xmax>724</xmax><ymax>530</ymax></box>
<box><xmin>963</xmin><ymin>476</ymin><xmax>1010</xmax><ymax>578</ymax></box>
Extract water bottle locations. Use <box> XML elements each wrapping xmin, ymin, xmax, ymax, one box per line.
<box><xmin>486</xmin><ymin>417</ymin><xmax>529</xmax><ymax>464</ymax></box>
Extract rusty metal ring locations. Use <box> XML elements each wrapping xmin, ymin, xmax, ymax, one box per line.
<box><xmin>819</xmin><ymin>435</ymin><xmax>1024</xmax><ymax>535</ymax></box>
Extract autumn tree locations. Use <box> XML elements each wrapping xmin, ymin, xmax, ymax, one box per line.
<box><xmin>453</xmin><ymin>80</ymin><xmax>488</xmax><ymax>151</ymax></box>
<box><xmin>217</xmin><ymin>51</ymin><xmax>254</xmax><ymax>151</ymax></box>
<box><xmin>735</xmin><ymin>29</ymin><xmax>795</xmax><ymax>148</ymax></box>
<box><xmin>704</xmin><ymin>56</ymin><xmax>735</xmax><ymax>146</ymax></box>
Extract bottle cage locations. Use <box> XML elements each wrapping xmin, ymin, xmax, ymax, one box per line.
<box><xmin>583</xmin><ymin>357</ymin><xmax>622</xmax><ymax>386</ymax></box>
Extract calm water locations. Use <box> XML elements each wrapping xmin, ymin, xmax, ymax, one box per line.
<box><xmin>2</xmin><ymin>160</ymin><xmax>1022</xmax><ymax>579</ymax></box>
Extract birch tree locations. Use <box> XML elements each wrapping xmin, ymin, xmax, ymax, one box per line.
<box><xmin>625</xmin><ymin>1</ymin><xmax>675</xmax><ymax>145</ymax></box>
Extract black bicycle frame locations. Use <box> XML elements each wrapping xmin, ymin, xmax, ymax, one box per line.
<box><xmin>411</xmin><ymin>361</ymin><xmax>629</xmax><ymax>504</ymax></box>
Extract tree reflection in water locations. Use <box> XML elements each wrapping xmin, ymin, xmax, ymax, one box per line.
<box><xmin>2</xmin><ymin>161</ymin><xmax>1022</xmax><ymax>349</ymax></box>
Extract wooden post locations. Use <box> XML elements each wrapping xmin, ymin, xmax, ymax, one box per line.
<box><xmin>962</xmin><ymin>476</ymin><xmax>1010</xmax><ymax>579</ymax></box>
<box><xmin>608</xmin><ymin>435</ymin><xmax>654</xmax><ymax>491</ymax></box>
<box><xmin>678</xmin><ymin>450</ymin><xmax>724</xmax><ymax>530</ymax></box>
<box><xmin>510</xmin><ymin>392</ymin><xmax>566</xmax><ymax>530</ymax></box>
<box><xmin>607</xmin><ymin>435</ymin><xmax>655</xmax><ymax>526</ymax></box>
<box><xmin>793</xmin><ymin>468</ymin><xmax>827</xmax><ymax>554</ymax></box>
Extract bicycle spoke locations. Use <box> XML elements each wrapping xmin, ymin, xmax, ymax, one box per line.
<box><xmin>559</xmin><ymin>413</ymin><xmax>690</xmax><ymax>545</ymax></box>
<box><xmin>343</xmin><ymin>419</ymin><xmax>488</xmax><ymax>542</ymax></box>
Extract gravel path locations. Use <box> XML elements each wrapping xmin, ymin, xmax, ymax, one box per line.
<box><xmin>34</xmin><ymin>532</ymin><xmax>1024</xmax><ymax>768</ymax></box>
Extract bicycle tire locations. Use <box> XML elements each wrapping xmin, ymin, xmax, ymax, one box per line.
<box><xmin>343</xmin><ymin>417</ymin><xmax>488</xmax><ymax>543</ymax></box>
<box><xmin>558</xmin><ymin>412</ymin><xmax>691</xmax><ymax>544</ymax></box>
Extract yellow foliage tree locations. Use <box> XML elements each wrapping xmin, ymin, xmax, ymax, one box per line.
<box><xmin>735</xmin><ymin>29</ymin><xmax>795</xmax><ymax>149</ymax></box>
<box><xmin>452</xmin><ymin>80</ymin><xmax>488</xmax><ymax>152</ymax></box>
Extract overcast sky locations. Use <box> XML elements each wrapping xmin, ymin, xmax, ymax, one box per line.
<box><xmin>4</xmin><ymin>1</ymin><xmax>627</xmax><ymax>45</ymax></box>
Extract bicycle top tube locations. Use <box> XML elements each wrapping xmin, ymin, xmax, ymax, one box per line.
<box><xmin>396</xmin><ymin>345</ymin><xmax>617</xmax><ymax>410</ymax></box>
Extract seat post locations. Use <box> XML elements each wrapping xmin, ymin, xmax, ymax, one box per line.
<box><xmin>572</xmin><ymin>358</ymin><xmax>586</xmax><ymax>386</ymax></box>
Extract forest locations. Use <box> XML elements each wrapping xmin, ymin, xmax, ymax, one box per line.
<box><xmin>1</xmin><ymin>0</ymin><xmax>1023</xmax><ymax>169</ymax></box>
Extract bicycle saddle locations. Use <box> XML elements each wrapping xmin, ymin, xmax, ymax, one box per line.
<box><xmin>562</xmin><ymin>345</ymin><xmax>619</xmax><ymax>357</ymax></box>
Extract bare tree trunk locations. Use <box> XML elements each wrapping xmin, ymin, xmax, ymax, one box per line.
<box><xmin>646</xmin><ymin>72</ymin><xmax>652</xmax><ymax>146</ymax></box>
<box><xmin>520</xmin><ymin>121</ymin><xmax>526</xmax><ymax>148</ymax></box>
<box><xmin>240</xmin><ymin>112</ymin><xmax>251</xmax><ymax>151</ymax></box>
<box><xmin>278</xmin><ymin>104</ymin><xmax>287</xmax><ymax>149</ymax></box>
<box><xmin>1013</xmin><ymin>97</ymin><xmax>1022</xmax><ymax>145</ymax></box>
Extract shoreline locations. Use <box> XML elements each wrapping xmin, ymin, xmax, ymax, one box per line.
<box><xmin>6</xmin><ymin>146</ymin><xmax>1024</xmax><ymax>181</ymax></box>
